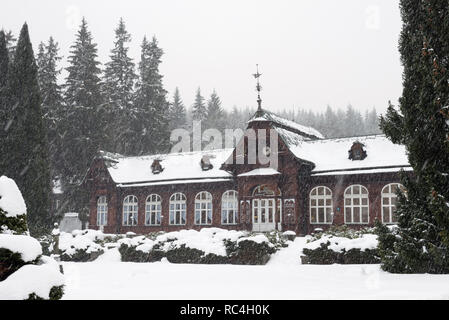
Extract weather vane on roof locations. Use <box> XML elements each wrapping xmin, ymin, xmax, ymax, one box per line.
<box><xmin>253</xmin><ymin>64</ymin><xmax>262</xmax><ymax>112</ymax></box>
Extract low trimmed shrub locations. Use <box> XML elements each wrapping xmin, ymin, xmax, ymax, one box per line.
<box><xmin>166</xmin><ymin>245</ymin><xmax>228</xmax><ymax>264</ymax></box>
<box><xmin>27</xmin><ymin>285</ymin><xmax>65</xmax><ymax>300</ymax></box>
<box><xmin>118</xmin><ymin>243</ymin><xmax>165</xmax><ymax>263</ymax></box>
<box><xmin>60</xmin><ymin>247</ymin><xmax>104</xmax><ymax>262</ymax></box>
<box><xmin>0</xmin><ymin>248</ymin><xmax>29</xmax><ymax>281</ymax></box>
<box><xmin>227</xmin><ymin>239</ymin><xmax>276</xmax><ymax>265</ymax></box>
<box><xmin>301</xmin><ymin>241</ymin><xmax>380</xmax><ymax>264</ymax></box>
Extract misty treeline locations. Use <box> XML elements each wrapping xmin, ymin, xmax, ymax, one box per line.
<box><xmin>1</xmin><ymin>18</ymin><xmax>382</xmax><ymax>222</ymax></box>
<box><xmin>214</xmin><ymin>105</ymin><xmax>382</xmax><ymax>138</ymax></box>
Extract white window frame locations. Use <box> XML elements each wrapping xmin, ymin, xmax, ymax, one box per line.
<box><xmin>221</xmin><ymin>190</ymin><xmax>238</xmax><ymax>225</ymax></box>
<box><xmin>344</xmin><ymin>185</ymin><xmax>369</xmax><ymax>224</ymax></box>
<box><xmin>309</xmin><ymin>186</ymin><xmax>333</xmax><ymax>224</ymax></box>
<box><xmin>169</xmin><ymin>193</ymin><xmax>186</xmax><ymax>225</ymax></box>
<box><xmin>145</xmin><ymin>194</ymin><xmax>162</xmax><ymax>226</ymax></box>
<box><xmin>123</xmin><ymin>195</ymin><xmax>138</xmax><ymax>226</ymax></box>
<box><xmin>195</xmin><ymin>191</ymin><xmax>213</xmax><ymax>225</ymax></box>
<box><xmin>97</xmin><ymin>196</ymin><xmax>107</xmax><ymax>226</ymax></box>
<box><xmin>381</xmin><ymin>183</ymin><xmax>404</xmax><ymax>224</ymax></box>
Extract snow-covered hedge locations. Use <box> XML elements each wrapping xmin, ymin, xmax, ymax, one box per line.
<box><xmin>0</xmin><ymin>176</ymin><xmax>64</xmax><ymax>300</ymax></box>
<box><xmin>59</xmin><ymin>230</ymin><xmax>105</xmax><ymax>262</ymax></box>
<box><xmin>118</xmin><ymin>228</ymin><xmax>286</xmax><ymax>265</ymax></box>
<box><xmin>300</xmin><ymin>226</ymin><xmax>380</xmax><ymax>264</ymax></box>
<box><xmin>227</xmin><ymin>234</ymin><xmax>277</xmax><ymax>265</ymax></box>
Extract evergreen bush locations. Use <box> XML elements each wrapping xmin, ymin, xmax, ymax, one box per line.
<box><xmin>301</xmin><ymin>241</ymin><xmax>380</xmax><ymax>265</ymax></box>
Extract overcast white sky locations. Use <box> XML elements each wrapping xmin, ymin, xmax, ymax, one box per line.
<box><xmin>1</xmin><ymin>0</ymin><xmax>403</xmax><ymax>114</ymax></box>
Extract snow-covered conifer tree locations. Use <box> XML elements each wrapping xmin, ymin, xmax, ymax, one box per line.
<box><xmin>103</xmin><ymin>18</ymin><xmax>137</xmax><ymax>154</ymax></box>
<box><xmin>377</xmin><ymin>0</ymin><xmax>449</xmax><ymax>273</ymax></box>
<box><xmin>36</xmin><ymin>37</ymin><xmax>64</xmax><ymax>183</ymax></box>
<box><xmin>1</xmin><ymin>23</ymin><xmax>52</xmax><ymax>236</ymax></box>
<box><xmin>191</xmin><ymin>87</ymin><xmax>207</xmax><ymax>122</ymax></box>
<box><xmin>168</xmin><ymin>87</ymin><xmax>187</xmax><ymax>131</ymax></box>
<box><xmin>133</xmin><ymin>36</ymin><xmax>170</xmax><ymax>155</ymax></box>
<box><xmin>206</xmin><ymin>90</ymin><xmax>225</xmax><ymax>132</ymax></box>
<box><xmin>61</xmin><ymin>17</ymin><xmax>105</xmax><ymax>212</ymax></box>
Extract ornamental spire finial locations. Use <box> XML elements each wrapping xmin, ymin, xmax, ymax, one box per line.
<box><xmin>253</xmin><ymin>64</ymin><xmax>262</xmax><ymax>112</ymax></box>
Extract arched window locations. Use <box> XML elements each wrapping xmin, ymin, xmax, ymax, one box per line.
<box><xmin>344</xmin><ymin>185</ymin><xmax>369</xmax><ymax>224</ymax></box>
<box><xmin>309</xmin><ymin>186</ymin><xmax>333</xmax><ymax>224</ymax></box>
<box><xmin>222</xmin><ymin>190</ymin><xmax>238</xmax><ymax>225</ymax></box>
<box><xmin>195</xmin><ymin>191</ymin><xmax>213</xmax><ymax>225</ymax></box>
<box><xmin>252</xmin><ymin>185</ymin><xmax>282</xmax><ymax>197</ymax></box>
<box><xmin>123</xmin><ymin>195</ymin><xmax>138</xmax><ymax>226</ymax></box>
<box><xmin>382</xmin><ymin>183</ymin><xmax>405</xmax><ymax>224</ymax></box>
<box><xmin>97</xmin><ymin>196</ymin><xmax>107</xmax><ymax>226</ymax></box>
<box><xmin>145</xmin><ymin>194</ymin><xmax>161</xmax><ymax>226</ymax></box>
<box><xmin>170</xmin><ymin>193</ymin><xmax>186</xmax><ymax>225</ymax></box>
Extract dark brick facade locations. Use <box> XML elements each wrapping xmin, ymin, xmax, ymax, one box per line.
<box><xmin>84</xmin><ymin>117</ymin><xmax>411</xmax><ymax>236</ymax></box>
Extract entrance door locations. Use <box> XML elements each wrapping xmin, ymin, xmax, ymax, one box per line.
<box><xmin>252</xmin><ymin>198</ymin><xmax>276</xmax><ymax>232</ymax></box>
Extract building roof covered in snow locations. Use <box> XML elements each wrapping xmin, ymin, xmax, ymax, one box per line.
<box><xmin>96</xmin><ymin>110</ymin><xmax>411</xmax><ymax>186</ymax></box>
<box><xmin>100</xmin><ymin>148</ymin><xmax>234</xmax><ymax>187</ymax></box>
<box><xmin>248</xmin><ymin>109</ymin><xmax>325</xmax><ymax>140</ymax></box>
<box><xmin>289</xmin><ymin>134</ymin><xmax>411</xmax><ymax>174</ymax></box>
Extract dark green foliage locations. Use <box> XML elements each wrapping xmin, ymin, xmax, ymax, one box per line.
<box><xmin>103</xmin><ymin>18</ymin><xmax>137</xmax><ymax>155</ymax></box>
<box><xmin>118</xmin><ymin>243</ymin><xmax>164</xmax><ymax>263</ymax></box>
<box><xmin>132</xmin><ymin>36</ymin><xmax>170</xmax><ymax>156</ymax></box>
<box><xmin>301</xmin><ymin>243</ymin><xmax>340</xmax><ymax>264</ymax></box>
<box><xmin>118</xmin><ymin>233</ymin><xmax>282</xmax><ymax>265</ymax></box>
<box><xmin>48</xmin><ymin>285</ymin><xmax>64</xmax><ymax>300</ymax></box>
<box><xmin>0</xmin><ymin>209</ymin><xmax>28</xmax><ymax>235</ymax></box>
<box><xmin>0</xmin><ymin>23</ymin><xmax>52</xmax><ymax>236</ymax></box>
<box><xmin>27</xmin><ymin>285</ymin><xmax>64</xmax><ymax>300</ymax></box>
<box><xmin>59</xmin><ymin>247</ymin><xmax>104</xmax><ymax>262</ymax></box>
<box><xmin>0</xmin><ymin>30</ymin><xmax>8</xmax><ymax>88</ymax></box>
<box><xmin>301</xmin><ymin>242</ymin><xmax>380</xmax><ymax>265</ymax></box>
<box><xmin>168</xmin><ymin>87</ymin><xmax>187</xmax><ymax>131</ymax></box>
<box><xmin>377</xmin><ymin>1</ymin><xmax>449</xmax><ymax>273</ymax></box>
<box><xmin>226</xmin><ymin>240</ymin><xmax>276</xmax><ymax>265</ymax></box>
<box><xmin>166</xmin><ymin>245</ymin><xmax>228</xmax><ymax>264</ymax></box>
<box><xmin>191</xmin><ymin>87</ymin><xmax>207</xmax><ymax>122</ymax></box>
<box><xmin>60</xmin><ymin>18</ymin><xmax>106</xmax><ymax>214</ymax></box>
<box><xmin>0</xmin><ymin>31</ymin><xmax>8</xmax><ymax>150</ymax></box>
<box><xmin>205</xmin><ymin>90</ymin><xmax>225</xmax><ymax>132</ymax></box>
<box><xmin>36</xmin><ymin>37</ymin><xmax>64</xmax><ymax>184</ymax></box>
<box><xmin>0</xmin><ymin>248</ymin><xmax>28</xmax><ymax>281</ymax></box>
<box><xmin>3</xmin><ymin>30</ymin><xmax>16</xmax><ymax>59</ymax></box>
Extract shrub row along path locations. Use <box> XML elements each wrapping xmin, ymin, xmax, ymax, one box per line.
<box><xmin>61</xmin><ymin>238</ymin><xmax>449</xmax><ymax>299</ymax></box>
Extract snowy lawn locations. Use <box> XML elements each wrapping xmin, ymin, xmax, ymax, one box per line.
<box><xmin>60</xmin><ymin>238</ymin><xmax>449</xmax><ymax>300</ymax></box>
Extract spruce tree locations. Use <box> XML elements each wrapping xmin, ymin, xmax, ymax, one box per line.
<box><xmin>2</xmin><ymin>23</ymin><xmax>52</xmax><ymax>236</ymax></box>
<box><xmin>3</xmin><ymin>30</ymin><xmax>16</xmax><ymax>60</ymax></box>
<box><xmin>0</xmin><ymin>31</ymin><xmax>9</xmax><ymax>149</ymax></box>
<box><xmin>133</xmin><ymin>36</ymin><xmax>170</xmax><ymax>155</ymax></box>
<box><xmin>168</xmin><ymin>87</ymin><xmax>187</xmax><ymax>131</ymax></box>
<box><xmin>0</xmin><ymin>31</ymin><xmax>7</xmax><ymax>89</ymax></box>
<box><xmin>62</xmin><ymin>18</ymin><xmax>105</xmax><ymax>212</ymax></box>
<box><xmin>377</xmin><ymin>0</ymin><xmax>449</xmax><ymax>273</ymax></box>
<box><xmin>365</xmin><ymin>108</ymin><xmax>380</xmax><ymax>134</ymax></box>
<box><xmin>36</xmin><ymin>37</ymin><xmax>64</xmax><ymax>184</ymax></box>
<box><xmin>103</xmin><ymin>18</ymin><xmax>137</xmax><ymax>154</ymax></box>
<box><xmin>205</xmin><ymin>90</ymin><xmax>225</xmax><ymax>131</ymax></box>
<box><xmin>191</xmin><ymin>87</ymin><xmax>207</xmax><ymax>122</ymax></box>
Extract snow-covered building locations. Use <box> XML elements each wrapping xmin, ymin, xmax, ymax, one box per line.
<box><xmin>84</xmin><ymin>108</ymin><xmax>412</xmax><ymax>235</ymax></box>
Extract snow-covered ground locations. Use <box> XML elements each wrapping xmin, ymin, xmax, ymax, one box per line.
<box><xmin>60</xmin><ymin>238</ymin><xmax>449</xmax><ymax>300</ymax></box>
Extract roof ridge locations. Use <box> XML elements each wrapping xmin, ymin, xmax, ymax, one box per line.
<box><xmin>99</xmin><ymin>148</ymin><xmax>235</xmax><ymax>160</ymax></box>
<box><xmin>303</xmin><ymin>133</ymin><xmax>386</xmax><ymax>142</ymax></box>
